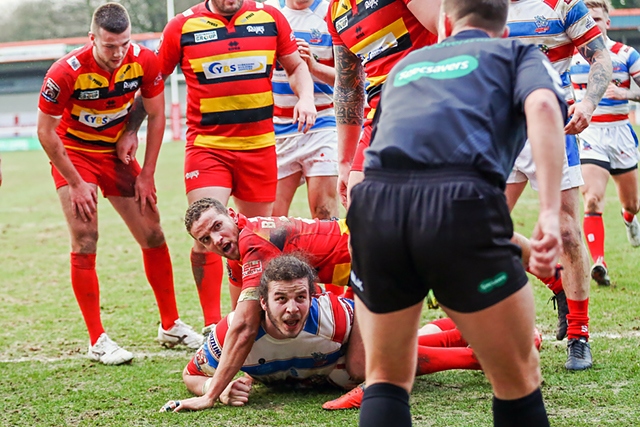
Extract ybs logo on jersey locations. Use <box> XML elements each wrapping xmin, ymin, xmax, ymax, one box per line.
<box><xmin>79</xmin><ymin>106</ymin><xmax>129</xmax><ymax>128</ymax></box>
<box><xmin>202</xmin><ymin>56</ymin><xmax>267</xmax><ymax>79</ymax></box>
<box><xmin>393</xmin><ymin>55</ymin><xmax>478</xmax><ymax>86</ymax></box>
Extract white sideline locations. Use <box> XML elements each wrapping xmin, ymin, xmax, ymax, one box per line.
<box><xmin>1</xmin><ymin>331</ymin><xmax>639</xmax><ymax>363</ymax></box>
<box><xmin>0</xmin><ymin>350</ymin><xmax>191</xmax><ymax>364</ymax></box>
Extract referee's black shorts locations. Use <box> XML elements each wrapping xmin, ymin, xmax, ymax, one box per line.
<box><xmin>347</xmin><ymin>168</ymin><xmax>528</xmax><ymax>314</ymax></box>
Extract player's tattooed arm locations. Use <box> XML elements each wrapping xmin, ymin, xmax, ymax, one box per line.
<box><xmin>125</xmin><ymin>95</ymin><xmax>148</xmax><ymax>133</ymax></box>
<box><xmin>579</xmin><ymin>36</ymin><xmax>613</xmax><ymax>108</ymax></box>
<box><xmin>334</xmin><ymin>45</ymin><xmax>365</xmax><ymax>126</ymax></box>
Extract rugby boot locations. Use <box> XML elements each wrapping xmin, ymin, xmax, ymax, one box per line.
<box><xmin>158</xmin><ymin>319</ymin><xmax>204</xmax><ymax>349</ymax></box>
<box><xmin>565</xmin><ymin>337</ymin><xmax>593</xmax><ymax>371</ymax></box>
<box><xmin>549</xmin><ymin>290</ymin><xmax>569</xmax><ymax>340</ymax></box>
<box><xmin>622</xmin><ymin>210</ymin><xmax>640</xmax><ymax>247</ymax></box>
<box><xmin>590</xmin><ymin>258</ymin><xmax>610</xmax><ymax>287</ymax></box>
<box><xmin>88</xmin><ymin>333</ymin><xmax>134</xmax><ymax>365</ymax></box>
<box><xmin>322</xmin><ymin>383</ymin><xmax>365</xmax><ymax>410</ymax></box>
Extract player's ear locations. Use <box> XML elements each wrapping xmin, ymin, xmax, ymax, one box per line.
<box><xmin>260</xmin><ymin>296</ymin><xmax>267</xmax><ymax>311</ymax></box>
<box><xmin>228</xmin><ymin>207</ymin><xmax>238</xmax><ymax>222</ymax></box>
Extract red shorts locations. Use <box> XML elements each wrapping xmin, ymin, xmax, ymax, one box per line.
<box><xmin>184</xmin><ymin>145</ymin><xmax>277</xmax><ymax>203</ymax></box>
<box><xmin>350</xmin><ymin>124</ymin><xmax>373</xmax><ymax>173</ymax></box>
<box><xmin>51</xmin><ymin>147</ymin><xmax>140</xmax><ymax>198</ymax></box>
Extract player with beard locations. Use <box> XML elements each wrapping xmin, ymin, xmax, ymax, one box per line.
<box><xmin>160</xmin><ymin>254</ymin><xmax>509</xmax><ymax>412</ymax></box>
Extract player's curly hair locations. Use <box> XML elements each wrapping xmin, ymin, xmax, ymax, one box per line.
<box><xmin>258</xmin><ymin>253</ymin><xmax>318</xmax><ymax>303</ymax></box>
<box><xmin>184</xmin><ymin>197</ymin><xmax>228</xmax><ymax>235</ymax></box>
<box><xmin>91</xmin><ymin>2</ymin><xmax>130</xmax><ymax>35</ymax></box>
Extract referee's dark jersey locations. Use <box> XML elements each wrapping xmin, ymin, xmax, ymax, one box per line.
<box><xmin>364</xmin><ymin>29</ymin><xmax>568</xmax><ymax>187</ymax></box>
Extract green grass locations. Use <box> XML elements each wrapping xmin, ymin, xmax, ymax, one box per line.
<box><xmin>1</xmin><ymin>142</ymin><xmax>639</xmax><ymax>426</ymax></box>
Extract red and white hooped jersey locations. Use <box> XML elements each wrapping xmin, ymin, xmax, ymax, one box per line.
<box><xmin>194</xmin><ymin>293</ymin><xmax>356</xmax><ymax>388</ymax></box>
<box><xmin>507</xmin><ymin>0</ymin><xmax>602</xmax><ymax>102</ymax></box>
<box><xmin>571</xmin><ymin>37</ymin><xmax>640</xmax><ymax>123</ymax></box>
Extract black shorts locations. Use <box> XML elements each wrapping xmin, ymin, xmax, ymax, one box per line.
<box><xmin>347</xmin><ymin>168</ymin><xmax>528</xmax><ymax>314</ymax></box>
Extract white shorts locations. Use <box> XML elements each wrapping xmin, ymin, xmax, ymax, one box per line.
<box><xmin>276</xmin><ymin>129</ymin><xmax>338</xmax><ymax>180</ymax></box>
<box><xmin>507</xmin><ymin>135</ymin><xmax>583</xmax><ymax>191</ymax></box>
<box><xmin>579</xmin><ymin>121</ymin><xmax>639</xmax><ymax>173</ymax></box>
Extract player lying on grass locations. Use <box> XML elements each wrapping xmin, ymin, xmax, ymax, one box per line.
<box><xmin>322</xmin><ymin>319</ymin><xmax>543</xmax><ymax>410</ymax></box>
<box><xmin>160</xmin><ymin>254</ymin><xmax>543</xmax><ymax>412</ymax></box>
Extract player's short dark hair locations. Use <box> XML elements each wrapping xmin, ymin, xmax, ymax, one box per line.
<box><xmin>91</xmin><ymin>2</ymin><xmax>130</xmax><ymax>35</ymax></box>
<box><xmin>443</xmin><ymin>0</ymin><xmax>508</xmax><ymax>34</ymax></box>
<box><xmin>258</xmin><ymin>254</ymin><xmax>317</xmax><ymax>303</ymax></box>
<box><xmin>585</xmin><ymin>0</ymin><xmax>611</xmax><ymax>15</ymax></box>
<box><xmin>184</xmin><ymin>197</ymin><xmax>228</xmax><ymax>234</ymax></box>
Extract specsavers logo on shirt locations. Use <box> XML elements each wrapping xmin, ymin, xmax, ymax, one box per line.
<box><xmin>393</xmin><ymin>55</ymin><xmax>478</xmax><ymax>86</ymax></box>
<box><xmin>202</xmin><ymin>56</ymin><xmax>267</xmax><ymax>79</ymax></box>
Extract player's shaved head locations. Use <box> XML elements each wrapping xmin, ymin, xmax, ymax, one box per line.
<box><xmin>259</xmin><ymin>254</ymin><xmax>317</xmax><ymax>303</ymax></box>
<box><xmin>585</xmin><ymin>0</ymin><xmax>611</xmax><ymax>15</ymax></box>
<box><xmin>442</xmin><ymin>0</ymin><xmax>508</xmax><ymax>35</ymax></box>
<box><xmin>91</xmin><ymin>2</ymin><xmax>130</xmax><ymax>35</ymax></box>
<box><xmin>184</xmin><ymin>197</ymin><xmax>228</xmax><ymax>234</ymax></box>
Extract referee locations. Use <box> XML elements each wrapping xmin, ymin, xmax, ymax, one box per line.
<box><xmin>346</xmin><ymin>1</ymin><xmax>566</xmax><ymax>426</ymax></box>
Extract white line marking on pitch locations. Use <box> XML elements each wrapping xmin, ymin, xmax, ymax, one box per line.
<box><xmin>1</xmin><ymin>331</ymin><xmax>639</xmax><ymax>363</ymax></box>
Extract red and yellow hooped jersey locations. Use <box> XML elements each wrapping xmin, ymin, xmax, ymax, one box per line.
<box><xmin>326</xmin><ymin>0</ymin><xmax>436</xmax><ymax>119</ymax></box>
<box><xmin>227</xmin><ymin>214</ymin><xmax>351</xmax><ymax>290</ymax></box>
<box><xmin>38</xmin><ymin>43</ymin><xmax>164</xmax><ymax>153</ymax></box>
<box><xmin>157</xmin><ymin>0</ymin><xmax>298</xmax><ymax>150</ymax></box>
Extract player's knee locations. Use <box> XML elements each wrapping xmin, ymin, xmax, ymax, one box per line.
<box><xmin>622</xmin><ymin>200</ymin><xmax>640</xmax><ymax>215</ymax></box>
<box><xmin>72</xmin><ymin>230</ymin><xmax>99</xmax><ymax>252</ymax></box>
<box><xmin>312</xmin><ymin>204</ymin><xmax>333</xmax><ymax>220</ymax></box>
<box><xmin>143</xmin><ymin>228</ymin><xmax>166</xmax><ymax>248</ymax></box>
<box><xmin>584</xmin><ymin>194</ymin><xmax>602</xmax><ymax>213</ymax></box>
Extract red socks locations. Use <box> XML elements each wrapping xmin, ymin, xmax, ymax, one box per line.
<box><xmin>70</xmin><ymin>253</ymin><xmax>104</xmax><ymax>345</ymax></box>
<box><xmin>416</xmin><ymin>345</ymin><xmax>481</xmax><ymax>375</ymax></box>
<box><xmin>622</xmin><ymin>210</ymin><xmax>635</xmax><ymax>223</ymax></box>
<box><xmin>566</xmin><ymin>297</ymin><xmax>590</xmax><ymax>340</ymax></box>
<box><xmin>142</xmin><ymin>243</ymin><xmax>179</xmax><ymax>330</ymax></box>
<box><xmin>526</xmin><ymin>264</ymin><xmax>563</xmax><ymax>294</ymax></box>
<box><xmin>418</xmin><ymin>328</ymin><xmax>468</xmax><ymax>348</ymax></box>
<box><xmin>191</xmin><ymin>250</ymin><xmax>224</xmax><ymax>326</ymax></box>
<box><xmin>583</xmin><ymin>212</ymin><xmax>605</xmax><ymax>263</ymax></box>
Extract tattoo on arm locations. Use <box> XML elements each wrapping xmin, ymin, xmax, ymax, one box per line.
<box><xmin>333</xmin><ymin>45</ymin><xmax>365</xmax><ymax>126</ymax></box>
<box><xmin>125</xmin><ymin>96</ymin><xmax>148</xmax><ymax>132</ymax></box>
<box><xmin>578</xmin><ymin>36</ymin><xmax>613</xmax><ymax>106</ymax></box>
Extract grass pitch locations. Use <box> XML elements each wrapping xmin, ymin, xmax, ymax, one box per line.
<box><xmin>1</xmin><ymin>142</ymin><xmax>639</xmax><ymax>426</ymax></box>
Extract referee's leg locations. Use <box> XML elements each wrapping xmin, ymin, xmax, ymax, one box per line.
<box><xmin>355</xmin><ymin>298</ymin><xmax>423</xmax><ymax>427</ymax></box>
<box><xmin>442</xmin><ymin>283</ymin><xmax>550</xmax><ymax>427</ymax></box>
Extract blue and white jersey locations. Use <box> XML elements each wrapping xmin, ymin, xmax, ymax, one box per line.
<box><xmin>197</xmin><ymin>293</ymin><xmax>355</xmax><ymax>387</ymax></box>
<box><xmin>266</xmin><ymin>0</ymin><xmax>336</xmax><ymax>137</ymax></box>
<box><xmin>507</xmin><ymin>0</ymin><xmax>602</xmax><ymax>102</ymax></box>
<box><xmin>570</xmin><ymin>37</ymin><xmax>640</xmax><ymax>123</ymax></box>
